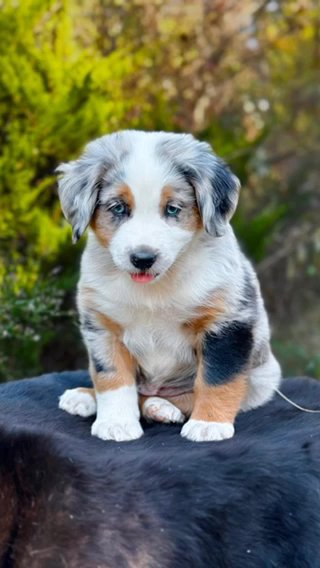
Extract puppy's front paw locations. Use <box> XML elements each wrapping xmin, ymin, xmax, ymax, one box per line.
<box><xmin>143</xmin><ymin>397</ymin><xmax>185</xmax><ymax>423</ymax></box>
<box><xmin>91</xmin><ymin>419</ymin><xmax>143</xmax><ymax>442</ymax></box>
<box><xmin>59</xmin><ymin>388</ymin><xmax>96</xmax><ymax>417</ymax></box>
<box><xmin>180</xmin><ymin>419</ymin><xmax>234</xmax><ymax>442</ymax></box>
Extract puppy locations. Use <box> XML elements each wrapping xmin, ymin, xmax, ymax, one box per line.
<box><xmin>57</xmin><ymin>130</ymin><xmax>281</xmax><ymax>442</ymax></box>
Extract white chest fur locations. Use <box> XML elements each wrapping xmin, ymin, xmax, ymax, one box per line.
<box><xmin>122</xmin><ymin>314</ymin><xmax>196</xmax><ymax>383</ymax></box>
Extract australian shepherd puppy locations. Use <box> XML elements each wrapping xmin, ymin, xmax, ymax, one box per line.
<box><xmin>57</xmin><ymin>130</ymin><xmax>281</xmax><ymax>442</ymax></box>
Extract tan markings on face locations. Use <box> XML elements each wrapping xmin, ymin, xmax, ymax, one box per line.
<box><xmin>160</xmin><ymin>185</ymin><xmax>174</xmax><ymax>211</ymax></box>
<box><xmin>92</xmin><ymin>337</ymin><xmax>136</xmax><ymax>393</ymax></box>
<box><xmin>160</xmin><ymin>185</ymin><xmax>201</xmax><ymax>232</ymax></box>
<box><xmin>184</xmin><ymin>205</ymin><xmax>202</xmax><ymax>231</ymax></box>
<box><xmin>117</xmin><ymin>182</ymin><xmax>135</xmax><ymax>210</ymax></box>
<box><xmin>183</xmin><ymin>294</ymin><xmax>226</xmax><ymax>335</ymax></box>
<box><xmin>90</xmin><ymin>183</ymin><xmax>135</xmax><ymax>247</ymax></box>
<box><xmin>90</xmin><ymin>207</ymin><xmax>114</xmax><ymax>247</ymax></box>
<box><xmin>192</xmin><ymin>369</ymin><xmax>247</xmax><ymax>423</ymax></box>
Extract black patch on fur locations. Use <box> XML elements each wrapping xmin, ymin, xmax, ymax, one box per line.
<box><xmin>72</xmin><ymin>228</ymin><xmax>81</xmax><ymax>243</ymax></box>
<box><xmin>209</xmin><ymin>159</ymin><xmax>238</xmax><ymax>221</ymax></box>
<box><xmin>82</xmin><ymin>315</ymin><xmax>103</xmax><ymax>334</ymax></box>
<box><xmin>1</xmin><ymin>372</ymin><xmax>320</xmax><ymax>566</ymax></box>
<box><xmin>176</xmin><ymin>159</ymin><xmax>238</xmax><ymax>237</ymax></box>
<box><xmin>202</xmin><ymin>320</ymin><xmax>253</xmax><ymax>384</ymax></box>
<box><xmin>174</xmin><ymin>164</ymin><xmax>199</xmax><ymax>190</ymax></box>
<box><xmin>91</xmin><ymin>354</ymin><xmax>110</xmax><ymax>374</ymax></box>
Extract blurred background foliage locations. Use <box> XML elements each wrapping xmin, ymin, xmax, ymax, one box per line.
<box><xmin>0</xmin><ymin>0</ymin><xmax>319</xmax><ymax>381</ymax></box>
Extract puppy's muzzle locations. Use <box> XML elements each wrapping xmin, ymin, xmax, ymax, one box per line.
<box><xmin>130</xmin><ymin>247</ymin><xmax>158</xmax><ymax>271</ymax></box>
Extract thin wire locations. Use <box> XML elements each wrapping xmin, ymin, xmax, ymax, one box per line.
<box><xmin>275</xmin><ymin>388</ymin><xmax>320</xmax><ymax>414</ymax></box>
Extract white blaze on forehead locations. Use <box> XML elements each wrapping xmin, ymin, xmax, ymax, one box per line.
<box><xmin>122</xmin><ymin>137</ymin><xmax>173</xmax><ymax>213</ymax></box>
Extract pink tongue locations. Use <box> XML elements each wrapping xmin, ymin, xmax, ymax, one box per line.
<box><xmin>131</xmin><ymin>273</ymin><xmax>155</xmax><ymax>283</ymax></box>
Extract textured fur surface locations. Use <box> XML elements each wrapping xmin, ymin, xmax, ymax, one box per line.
<box><xmin>1</xmin><ymin>372</ymin><xmax>320</xmax><ymax>567</ymax></box>
<box><xmin>57</xmin><ymin>130</ymin><xmax>281</xmax><ymax>442</ymax></box>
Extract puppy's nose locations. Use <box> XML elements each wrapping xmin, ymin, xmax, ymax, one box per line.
<box><xmin>130</xmin><ymin>247</ymin><xmax>158</xmax><ymax>270</ymax></box>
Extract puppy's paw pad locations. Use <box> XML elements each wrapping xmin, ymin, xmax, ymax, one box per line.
<box><xmin>143</xmin><ymin>397</ymin><xmax>185</xmax><ymax>423</ymax></box>
<box><xmin>181</xmin><ymin>420</ymin><xmax>234</xmax><ymax>442</ymax></box>
<box><xmin>59</xmin><ymin>389</ymin><xmax>96</xmax><ymax>417</ymax></box>
<box><xmin>91</xmin><ymin>420</ymin><xmax>143</xmax><ymax>442</ymax></box>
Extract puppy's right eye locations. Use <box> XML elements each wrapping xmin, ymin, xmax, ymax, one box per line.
<box><xmin>109</xmin><ymin>201</ymin><xmax>129</xmax><ymax>217</ymax></box>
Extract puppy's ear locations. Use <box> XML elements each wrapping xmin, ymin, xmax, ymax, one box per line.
<box><xmin>193</xmin><ymin>152</ymin><xmax>240</xmax><ymax>237</ymax></box>
<box><xmin>56</xmin><ymin>156</ymin><xmax>105</xmax><ymax>243</ymax></box>
<box><xmin>161</xmin><ymin>134</ymin><xmax>240</xmax><ymax>237</ymax></box>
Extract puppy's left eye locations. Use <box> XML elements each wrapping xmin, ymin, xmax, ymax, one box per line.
<box><xmin>165</xmin><ymin>204</ymin><xmax>181</xmax><ymax>218</ymax></box>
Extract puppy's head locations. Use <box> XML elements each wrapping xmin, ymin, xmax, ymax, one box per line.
<box><xmin>57</xmin><ymin>131</ymin><xmax>240</xmax><ymax>283</ymax></box>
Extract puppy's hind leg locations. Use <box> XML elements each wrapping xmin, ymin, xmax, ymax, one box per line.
<box><xmin>241</xmin><ymin>351</ymin><xmax>281</xmax><ymax>411</ymax></box>
<box><xmin>59</xmin><ymin>387</ymin><xmax>97</xmax><ymax>417</ymax></box>
<box><xmin>142</xmin><ymin>397</ymin><xmax>185</xmax><ymax>424</ymax></box>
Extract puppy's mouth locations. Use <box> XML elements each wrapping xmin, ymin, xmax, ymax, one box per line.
<box><xmin>130</xmin><ymin>272</ymin><xmax>158</xmax><ymax>284</ymax></box>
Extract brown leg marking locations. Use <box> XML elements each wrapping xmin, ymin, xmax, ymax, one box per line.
<box><xmin>191</xmin><ymin>373</ymin><xmax>248</xmax><ymax>423</ymax></box>
<box><xmin>94</xmin><ymin>310</ymin><xmax>122</xmax><ymax>337</ymax></box>
<box><xmin>139</xmin><ymin>395</ymin><xmax>148</xmax><ymax>412</ymax></box>
<box><xmin>182</xmin><ymin>293</ymin><xmax>226</xmax><ymax>335</ymax></box>
<box><xmin>166</xmin><ymin>393</ymin><xmax>194</xmax><ymax>417</ymax></box>
<box><xmin>78</xmin><ymin>288</ymin><xmax>123</xmax><ymax>338</ymax></box>
<box><xmin>92</xmin><ymin>338</ymin><xmax>136</xmax><ymax>394</ymax></box>
<box><xmin>78</xmin><ymin>387</ymin><xmax>96</xmax><ymax>400</ymax></box>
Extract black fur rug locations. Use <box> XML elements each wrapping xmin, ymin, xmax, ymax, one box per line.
<box><xmin>0</xmin><ymin>372</ymin><xmax>320</xmax><ymax>567</ymax></box>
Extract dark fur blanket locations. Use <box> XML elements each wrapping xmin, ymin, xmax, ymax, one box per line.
<box><xmin>0</xmin><ymin>372</ymin><xmax>320</xmax><ymax>567</ymax></box>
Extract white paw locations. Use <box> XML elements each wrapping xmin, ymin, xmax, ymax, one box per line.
<box><xmin>91</xmin><ymin>419</ymin><xmax>143</xmax><ymax>442</ymax></box>
<box><xmin>59</xmin><ymin>388</ymin><xmax>97</xmax><ymax>417</ymax></box>
<box><xmin>180</xmin><ymin>419</ymin><xmax>234</xmax><ymax>442</ymax></box>
<box><xmin>143</xmin><ymin>397</ymin><xmax>185</xmax><ymax>424</ymax></box>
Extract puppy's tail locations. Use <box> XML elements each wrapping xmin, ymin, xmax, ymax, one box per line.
<box><xmin>275</xmin><ymin>388</ymin><xmax>320</xmax><ymax>414</ymax></box>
